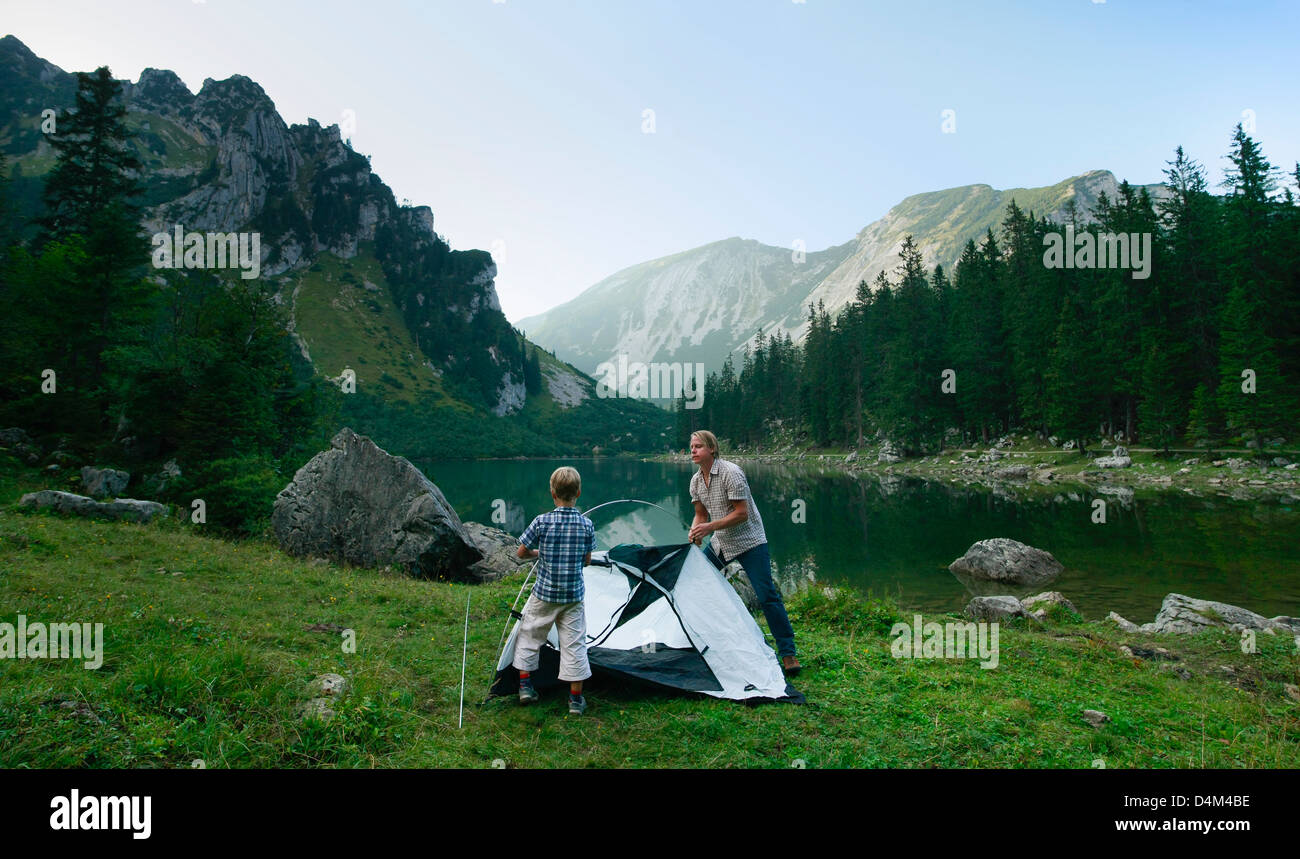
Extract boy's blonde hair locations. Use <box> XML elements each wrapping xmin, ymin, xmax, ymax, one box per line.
<box><xmin>690</xmin><ymin>430</ymin><xmax>719</xmax><ymax>456</ymax></box>
<box><xmin>550</xmin><ymin>466</ymin><xmax>582</xmax><ymax>502</ymax></box>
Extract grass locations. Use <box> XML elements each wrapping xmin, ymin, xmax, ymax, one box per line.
<box><xmin>1</xmin><ymin>459</ymin><xmax>1297</xmax><ymax>769</ymax></box>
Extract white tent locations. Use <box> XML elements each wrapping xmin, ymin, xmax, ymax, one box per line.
<box><xmin>490</xmin><ymin>542</ymin><xmax>803</xmax><ymax>703</ymax></box>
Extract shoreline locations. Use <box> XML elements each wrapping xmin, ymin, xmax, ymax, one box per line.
<box><xmin>645</xmin><ymin>437</ymin><xmax>1300</xmax><ymax>501</ymax></box>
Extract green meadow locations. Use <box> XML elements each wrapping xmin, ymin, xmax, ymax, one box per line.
<box><xmin>1</xmin><ymin>456</ymin><xmax>1297</xmax><ymax>769</ymax></box>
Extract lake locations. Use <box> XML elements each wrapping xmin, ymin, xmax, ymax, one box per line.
<box><xmin>417</xmin><ymin>457</ymin><xmax>1300</xmax><ymax>622</ymax></box>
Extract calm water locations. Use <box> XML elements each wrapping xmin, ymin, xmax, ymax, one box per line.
<box><xmin>417</xmin><ymin>457</ymin><xmax>1300</xmax><ymax>622</ymax></box>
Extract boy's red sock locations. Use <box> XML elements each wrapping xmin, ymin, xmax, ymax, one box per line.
<box><xmin>519</xmin><ymin>671</ymin><xmax>531</xmax><ymax>680</ymax></box>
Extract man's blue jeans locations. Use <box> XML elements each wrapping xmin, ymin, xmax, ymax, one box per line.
<box><xmin>718</xmin><ymin>542</ymin><xmax>796</xmax><ymax>658</ymax></box>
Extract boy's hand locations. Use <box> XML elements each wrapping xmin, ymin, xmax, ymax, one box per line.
<box><xmin>516</xmin><ymin>545</ymin><xmax>538</xmax><ymax>560</ymax></box>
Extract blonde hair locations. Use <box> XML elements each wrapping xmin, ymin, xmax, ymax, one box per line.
<box><xmin>690</xmin><ymin>430</ymin><xmax>719</xmax><ymax>456</ymax></box>
<box><xmin>550</xmin><ymin>466</ymin><xmax>582</xmax><ymax>502</ymax></box>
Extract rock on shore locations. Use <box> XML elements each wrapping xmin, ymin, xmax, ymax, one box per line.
<box><xmin>949</xmin><ymin>538</ymin><xmax>1064</xmax><ymax>588</ymax></box>
<box><xmin>19</xmin><ymin>490</ymin><xmax>168</xmax><ymax>524</ymax></box>
<box><xmin>272</xmin><ymin>428</ymin><xmax>482</xmax><ymax>581</ymax></box>
<box><xmin>1107</xmin><ymin>593</ymin><xmax>1300</xmax><ymax>635</ymax></box>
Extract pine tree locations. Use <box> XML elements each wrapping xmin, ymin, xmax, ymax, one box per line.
<box><xmin>40</xmin><ymin>67</ymin><xmax>143</xmax><ymax>241</ymax></box>
<box><xmin>1001</xmin><ymin>205</ymin><xmax>1054</xmax><ymax>435</ymax></box>
<box><xmin>951</xmin><ymin>239</ymin><xmax>1007</xmax><ymax>444</ymax></box>
<box><xmin>800</xmin><ymin>302</ymin><xmax>834</xmax><ymax>445</ymax></box>
<box><xmin>716</xmin><ymin>353</ymin><xmax>737</xmax><ymax>441</ymax></box>
<box><xmin>37</xmin><ymin>66</ymin><xmax>153</xmax><ymax>440</ymax></box>
<box><xmin>1158</xmin><ymin>146</ymin><xmax>1221</xmax><ymax>395</ymax></box>
<box><xmin>1137</xmin><ymin>335</ymin><xmax>1184</xmax><ymax>453</ymax></box>
<box><xmin>884</xmin><ymin>236</ymin><xmax>942</xmax><ymax>452</ymax></box>
<box><xmin>1044</xmin><ymin>296</ymin><xmax>1099</xmax><ymax>453</ymax></box>
<box><xmin>1185</xmin><ymin>382</ymin><xmax>1223</xmax><ymax>447</ymax></box>
<box><xmin>1093</xmin><ymin>180</ymin><xmax>1158</xmax><ymax>441</ymax></box>
<box><xmin>1216</xmin><ymin>125</ymin><xmax>1291</xmax><ymax>445</ymax></box>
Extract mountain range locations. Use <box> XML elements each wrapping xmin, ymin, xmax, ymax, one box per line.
<box><xmin>518</xmin><ymin>171</ymin><xmax>1171</xmax><ymax>376</ymax></box>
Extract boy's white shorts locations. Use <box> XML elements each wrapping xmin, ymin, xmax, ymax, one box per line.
<box><xmin>512</xmin><ymin>593</ymin><xmax>592</xmax><ymax>682</ymax></box>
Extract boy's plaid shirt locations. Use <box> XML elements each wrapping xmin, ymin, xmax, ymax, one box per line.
<box><xmin>519</xmin><ymin>507</ymin><xmax>595</xmax><ymax>602</ymax></box>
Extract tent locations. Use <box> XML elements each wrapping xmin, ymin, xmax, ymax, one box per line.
<box><xmin>489</xmin><ymin>540</ymin><xmax>804</xmax><ymax>704</ymax></box>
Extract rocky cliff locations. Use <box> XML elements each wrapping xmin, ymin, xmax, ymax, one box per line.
<box><xmin>1</xmin><ymin>35</ymin><xmax>520</xmax><ymax>416</ymax></box>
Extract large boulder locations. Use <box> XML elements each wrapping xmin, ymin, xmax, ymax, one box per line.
<box><xmin>1093</xmin><ymin>455</ymin><xmax>1132</xmax><ymax>469</ymax></box>
<box><xmin>1137</xmin><ymin>593</ymin><xmax>1300</xmax><ymax>635</ymax></box>
<box><xmin>272</xmin><ymin>429</ymin><xmax>482</xmax><ymax>581</ymax></box>
<box><xmin>81</xmin><ymin>466</ymin><xmax>130</xmax><ymax>499</ymax></box>
<box><xmin>463</xmin><ymin>521</ymin><xmax>528</xmax><ymax>583</ymax></box>
<box><xmin>965</xmin><ymin>596</ymin><xmax>1030</xmax><ymax>622</ymax></box>
<box><xmin>19</xmin><ymin>490</ymin><xmax>168</xmax><ymax>524</ymax></box>
<box><xmin>949</xmin><ymin>538</ymin><xmax>1064</xmax><ymax>588</ymax></box>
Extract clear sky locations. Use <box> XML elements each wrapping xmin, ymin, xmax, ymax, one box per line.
<box><xmin>6</xmin><ymin>0</ymin><xmax>1298</xmax><ymax>322</ymax></box>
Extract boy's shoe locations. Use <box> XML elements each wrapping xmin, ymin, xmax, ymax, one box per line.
<box><xmin>567</xmin><ymin>693</ymin><xmax>587</xmax><ymax>716</ymax></box>
<box><xmin>518</xmin><ymin>678</ymin><xmax>539</xmax><ymax>705</ymax></box>
<box><xmin>781</xmin><ymin>655</ymin><xmax>802</xmax><ymax>676</ymax></box>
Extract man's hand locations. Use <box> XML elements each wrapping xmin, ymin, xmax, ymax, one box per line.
<box><xmin>516</xmin><ymin>544</ymin><xmax>538</xmax><ymax>560</ymax></box>
<box><xmin>687</xmin><ymin>521</ymin><xmax>712</xmax><ymax>545</ymax></box>
<box><xmin>690</xmin><ymin>500</ymin><xmax>710</xmax><ymax>546</ymax></box>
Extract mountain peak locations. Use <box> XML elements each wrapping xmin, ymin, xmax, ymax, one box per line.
<box><xmin>197</xmin><ymin>74</ymin><xmax>274</xmax><ymax>109</ymax></box>
<box><xmin>0</xmin><ymin>34</ymin><xmax>68</xmax><ymax>82</ymax></box>
<box><xmin>128</xmin><ymin>67</ymin><xmax>194</xmax><ymax>112</ymax></box>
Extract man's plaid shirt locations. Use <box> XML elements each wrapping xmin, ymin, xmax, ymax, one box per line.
<box><xmin>690</xmin><ymin>458</ymin><xmax>767</xmax><ymax>562</ymax></box>
<box><xmin>519</xmin><ymin>507</ymin><xmax>595</xmax><ymax>603</ymax></box>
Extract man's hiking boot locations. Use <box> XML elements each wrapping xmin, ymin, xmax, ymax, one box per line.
<box><xmin>781</xmin><ymin>655</ymin><xmax>802</xmax><ymax>676</ymax></box>
<box><xmin>518</xmin><ymin>677</ymin><xmax>538</xmax><ymax>705</ymax></box>
<box><xmin>567</xmin><ymin>693</ymin><xmax>587</xmax><ymax>716</ymax></box>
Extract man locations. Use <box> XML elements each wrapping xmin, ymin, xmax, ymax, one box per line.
<box><xmin>686</xmin><ymin>429</ymin><xmax>801</xmax><ymax>675</ymax></box>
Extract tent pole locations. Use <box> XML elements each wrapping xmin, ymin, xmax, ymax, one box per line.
<box><xmin>458</xmin><ymin>591</ymin><xmax>470</xmax><ymax>729</ymax></box>
<box><xmin>488</xmin><ymin>562</ymin><xmax>535</xmax><ymax>688</ymax></box>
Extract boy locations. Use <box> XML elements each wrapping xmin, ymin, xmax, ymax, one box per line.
<box><xmin>513</xmin><ymin>466</ymin><xmax>596</xmax><ymax>715</ymax></box>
